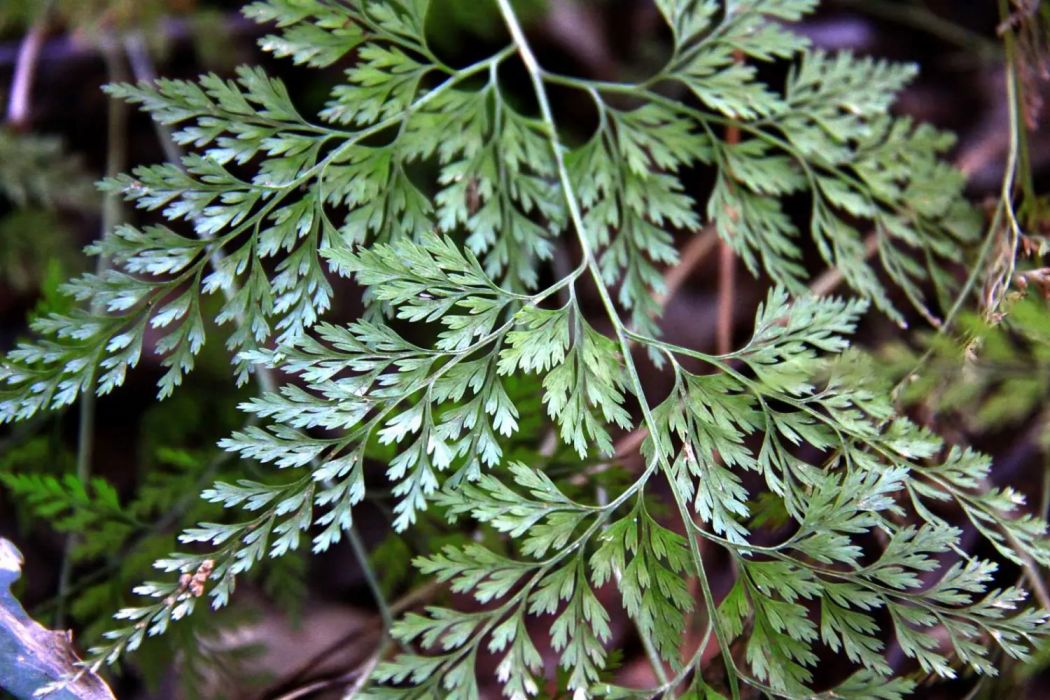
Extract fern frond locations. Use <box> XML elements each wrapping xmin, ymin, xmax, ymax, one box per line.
<box><xmin>0</xmin><ymin>2</ymin><xmax>1045</xmax><ymax>698</ymax></box>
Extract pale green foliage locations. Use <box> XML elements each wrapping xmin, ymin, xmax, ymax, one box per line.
<box><xmin>883</xmin><ymin>292</ymin><xmax>1050</xmax><ymax>569</ymax></box>
<box><xmin>0</xmin><ymin>0</ymin><xmax>977</xmax><ymax>421</ymax></box>
<box><xmin>359</xmin><ymin>283</ymin><xmax>1048</xmax><ymax>698</ymax></box>
<box><xmin>0</xmin><ymin>1</ymin><xmax>1046</xmax><ymax>698</ymax></box>
<box><xmin>649</xmin><ymin>0</ymin><xmax>979</xmax><ymax>326</ymax></box>
<box><xmin>89</xmin><ymin>251</ymin><xmax>1049</xmax><ymax>695</ymax></box>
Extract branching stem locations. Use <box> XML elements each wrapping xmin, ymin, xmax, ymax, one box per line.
<box><xmin>496</xmin><ymin>2</ymin><xmax>742</xmax><ymax>695</ymax></box>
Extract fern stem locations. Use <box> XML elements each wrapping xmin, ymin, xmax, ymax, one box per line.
<box><xmin>895</xmin><ymin>45</ymin><xmax>1018</xmax><ymax>394</ymax></box>
<box><xmin>656</xmin><ymin>225</ymin><xmax>719</xmax><ymax>307</ymax></box>
<box><xmin>997</xmin><ymin>0</ymin><xmax>1037</xmax><ymax>224</ymax></box>
<box><xmin>346</xmin><ymin>525</ymin><xmax>395</xmax><ymax>632</ymax></box>
<box><xmin>716</xmin><ymin>237</ymin><xmax>736</xmax><ymax>355</ymax></box>
<box><xmin>56</xmin><ymin>40</ymin><xmax>130</xmax><ymax>627</ymax></box>
<box><xmin>495</xmin><ymin>1</ymin><xmax>744</xmax><ymax>694</ymax></box>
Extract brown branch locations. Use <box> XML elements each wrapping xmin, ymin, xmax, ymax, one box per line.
<box><xmin>717</xmin><ymin>237</ymin><xmax>736</xmax><ymax>354</ymax></box>
<box><xmin>657</xmin><ymin>225</ymin><xmax>719</xmax><ymax>307</ymax></box>
<box><xmin>716</xmin><ymin>50</ymin><xmax>745</xmax><ymax>355</ymax></box>
<box><xmin>809</xmin><ymin>232</ymin><xmax>879</xmax><ymax>297</ymax></box>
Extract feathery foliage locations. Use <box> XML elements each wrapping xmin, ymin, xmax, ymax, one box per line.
<box><xmin>1</xmin><ymin>1</ymin><xmax>1047</xmax><ymax>698</ymax></box>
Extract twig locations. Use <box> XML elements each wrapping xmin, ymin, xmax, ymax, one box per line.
<box><xmin>340</xmin><ymin>639</ymin><xmax>389</xmax><ymax>699</ymax></box>
<box><xmin>261</xmin><ymin>582</ymin><xmax>440</xmax><ymax>699</ymax></box>
<box><xmin>716</xmin><ymin>238</ymin><xmax>736</xmax><ymax>355</ymax></box>
<box><xmin>809</xmin><ymin>232</ymin><xmax>879</xmax><ymax>297</ymax></box>
<box><xmin>984</xmin><ymin>0</ymin><xmax>1025</xmax><ymax>316</ymax></box>
<box><xmin>657</xmin><ymin>226</ymin><xmax>719</xmax><ymax>307</ymax></box>
<box><xmin>716</xmin><ymin>54</ymin><xmax>743</xmax><ymax>356</ymax></box>
<box><xmin>5</xmin><ymin>1</ymin><xmax>53</xmax><ymax>128</ymax></box>
<box><xmin>271</xmin><ymin>640</ymin><xmax>388</xmax><ymax>700</ymax></box>
<box><xmin>271</xmin><ymin>638</ymin><xmax>390</xmax><ymax>700</ymax></box>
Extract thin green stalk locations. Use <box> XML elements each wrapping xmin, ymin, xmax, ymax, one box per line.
<box><xmin>995</xmin><ymin>0</ymin><xmax>1029</xmax><ymax>283</ymax></box>
<box><xmin>992</xmin><ymin>31</ymin><xmax>1023</xmax><ymax>312</ymax></box>
<box><xmin>997</xmin><ymin>0</ymin><xmax>1031</xmax><ymax>255</ymax></box>
<box><xmin>346</xmin><ymin>526</ymin><xmax>395</xmax><ymax>632</ymax></box>
<box><xmin>56</xmin><ymin>41</ymin><xmax>129</xmax><ymax>627</ymax></box>
<box><xmin>895</xmin><ymin>6</ymin><xmax>1024</xmax><ymax>390</ymax></box>
<box><xmin>494</xmin><ymin>1</ymin><xmax>741</xmax><ymax>695</ymax></box>
<box><xmin>651</xmin><ymin>618</ymin><xmax>713</xmax><ymax>698</ymax></box>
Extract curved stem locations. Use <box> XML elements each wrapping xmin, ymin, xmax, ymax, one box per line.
<box><xmin>495</xmin><ymin>2</ymin><xmax>742</xmax><ymax>695</ymax></box>
<box><xmin>346</xmin><ymin>526</ymin><xmax>394</xmax><ymax>632</ymax></box>
<box><xmin>56</xmin><ymin>41</ymin><xmax>129</xmax><ymax>627</ymax></box>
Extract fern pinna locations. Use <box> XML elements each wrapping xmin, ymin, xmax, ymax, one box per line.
<box><xmin>0</xmin><ymin>1</ymin><xmax>1046</xmax><ymax>698</ymax></box>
